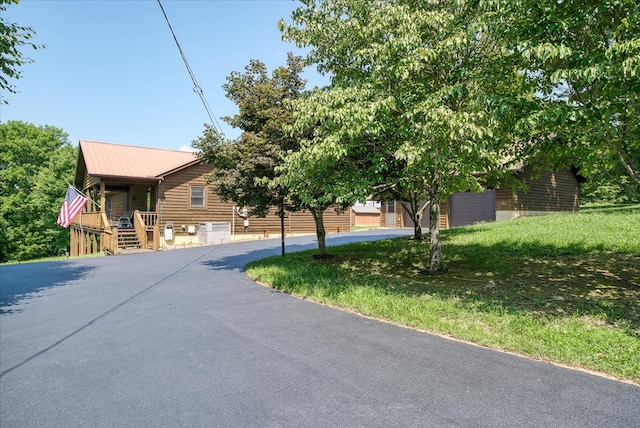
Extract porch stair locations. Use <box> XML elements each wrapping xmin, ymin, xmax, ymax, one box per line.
<box><xmin>117</xmin><ymin>229</ymin><xmax>141</xmax><ymax>250</ymax></box>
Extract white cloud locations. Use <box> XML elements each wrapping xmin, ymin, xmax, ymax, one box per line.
<box><xmin>177</xmin><ymin>144</ymin><xmax>197</xmax><ymax>152</ymax></box>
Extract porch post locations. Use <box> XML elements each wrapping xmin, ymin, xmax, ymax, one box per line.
<box><xmin>79</xmin><ymin>212</ymin><xmax>85</xmax><ymax>256</ymax></box>
<box><xmin>70</xmin><ymin>227</ymin><xmax>77</xmax><ymax>257</ymax></box>
<box><xmin>100</xmin><ymin>181</ymin><xmax>106</xmax><ymax>214</ymax></box>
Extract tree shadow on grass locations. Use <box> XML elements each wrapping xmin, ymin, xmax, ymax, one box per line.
<box><xmin>331</xmin><ymin>237</ymin><xmax>640</xmax><ymax>335</ymax></box>
<box><xmin>0</xmin><ymin>262</ymin><xmax>95</xmax><ymax>314</ymax></box>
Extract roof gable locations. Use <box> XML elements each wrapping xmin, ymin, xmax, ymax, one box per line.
<box><xmin>78</xmin><ymin>140</ymin><xmax>198</xmax><ymax>180</ymax></box>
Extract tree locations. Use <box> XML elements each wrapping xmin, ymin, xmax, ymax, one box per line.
<box><xmin>376</xmin><ymin>166</ymin><xmax>432</xmax><ymax>241</ymax></box>
<box><xmin>281</xmin><ymin>0</ymin><xmax>528</xmax><ymax>271</ymax></box>
<box><xmin>193</xmin><ymin>54</ymin><xmax>307</xmax><ymax>253</ymax></box>
<box><xmin>0</xmin><ymin>121</ymin><xmax>76</xmax><ymax>262</ymax></box>
<box><xmin>580</xmin><ymin>166</ymin><xmax>639</xmax><ymax>204</ymax></box>
<box><xmin>491</xmin><ymin>0</ymin><xmax>640</xmax><ymax>193</ymax></box>
<box><xmin>276</xmin><ymin>86</ymin><xmax>376</xmax><ymax>256</ymax></box>
<box><xmin>1</xmin><ymin>0</ymin><xmax>43</xmax><ymax>103</ymax></box>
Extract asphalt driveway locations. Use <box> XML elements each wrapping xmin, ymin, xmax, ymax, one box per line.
<box><xmin>1</xmin><ymin>230</ymin><xmax>638</xmax><ymax>427</ymax></box>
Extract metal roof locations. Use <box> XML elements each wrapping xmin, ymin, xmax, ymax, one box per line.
<box><xmin>351</xmin><ymin>206</ymin><xmax>381</xmax><ymax>214</ymax></box>
<box><xmin>78</xmin><ymin>140</ymin><xmax>198</xmax><ymax>180</ymax></box>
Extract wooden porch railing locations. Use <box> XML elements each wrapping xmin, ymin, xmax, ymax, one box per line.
<box><xmin>102</xmin><ymin>228</ymin><xmax>116</xmax><ymax>255</ymax></box>
<box><xmin>133</xmin><ymin>211</ymin><xmax>147</xmax><ymax>250</ymax></box>
<box><xmin>100</xmin><ymin>212</ymin><xmax>119</xmax><ymax>254</ymax></box>
<box><xmin>74</xmin><ymin>211</ymin><xmax>105</xmax><ymax>229</ymax></box>
<box><xmin>138</xmin><ymin>211</ymin><xmax>158</xmax><ymax>227</ymax></box>
<box><xmin>135</xmin><ymin>211</ymin><xmax>159</xmax><ymax>250</ymax></box>
<box><xmin>70</xmin><ymin>209</ymin><xmax>118</xmax><ymax>256</ymax></box>
<box><xmin>70</xmin><ymin>209</ymin><xmax>159</xmax><ymax>256</ymax></box>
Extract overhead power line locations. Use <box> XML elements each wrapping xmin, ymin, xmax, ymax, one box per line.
<box><xmin>157</xmin><ymin>0</ymin><xmax>225</xmax><ymax>137</ymax></box>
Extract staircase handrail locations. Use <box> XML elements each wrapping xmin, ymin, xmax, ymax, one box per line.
<box><xmin>133</xmin><ymin>210</ymin><xmax>148</xmax><ymax>249</ymax></box>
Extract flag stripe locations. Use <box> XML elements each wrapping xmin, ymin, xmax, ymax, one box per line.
<box><xmin>57</xmin><ymin>186</ymin><xmax>88</xmax><ymax>228</ymax></box>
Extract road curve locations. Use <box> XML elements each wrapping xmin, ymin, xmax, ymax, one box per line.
<box><xmin>1</xmin><ymin>230</ymin><xmax>638</xmax><ymax>427</ymax></box>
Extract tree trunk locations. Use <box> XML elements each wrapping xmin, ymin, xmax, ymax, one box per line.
<box><xmin>413</xmin><ymin>214</ymin><xmax>423</xmax><ymax>240</ymax></box>
<box><xmin>401</xmin><ymin>199</ymin><xmax>422</xmax><ymax>240</ymax></box>
<box><xmin>310</xmin><ymin>206</ymin><xmax>327</xmax><ymax>257</ymax></box>
<box><xmin>428</xmin><ymin>171</ymin><xmax>446</xmax><ymax>272</ymax></box>
<box><xmin>613</xmin><ymin>143</ymin><xmax>640</xmax><ymax>191</ymax></box>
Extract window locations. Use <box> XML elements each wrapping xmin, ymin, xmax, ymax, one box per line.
<box><xmin>386</xmin><ymin>201</ymin><xmax>395</xmax><ymax>213</ymax></box>
<box><xmin>190</xmin><ymin>186</ymin><xmax>205</xmax><ymax>208</ymax></box>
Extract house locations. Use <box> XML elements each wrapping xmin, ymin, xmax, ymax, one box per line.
<box><xmin>381</xmin><ymin>165</ymin><xmax>581</xmax><ymax>229</ymax></box>
<box><xmin>70</xmin><ymin>140</ymin><xmax>352</xmax><ymax>256</ymax></box>
<box><xmin>350</xmin><ymin>203</ymin><xmax>382</xmax><ymax>228</ymax></box>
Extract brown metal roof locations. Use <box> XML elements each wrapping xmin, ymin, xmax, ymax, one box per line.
<box><xmin>79</xmin><ymin>140</ymin><xmax>198</xmax><ymax>180</ymax></box>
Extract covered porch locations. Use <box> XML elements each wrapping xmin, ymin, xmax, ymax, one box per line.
<box><xmin>69</xmin><ymin>180</ymin><xmax>160</xmax><ymax>256</ymax></box>
<box><xmin>69</xmin><ymin>139</ymin><xmax>200</xmax><ymax>256</ymax></box>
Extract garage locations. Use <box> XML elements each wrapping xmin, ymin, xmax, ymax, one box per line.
<box><xmin>448</xmin><ymin>191</ymin><xmax>496</xmax><ymax>227</ymax></box>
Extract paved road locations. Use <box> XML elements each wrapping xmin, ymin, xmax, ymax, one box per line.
<box><xmin>1</xmin><ymin>230</ymin><xmax>638</xmax><ymax>427</ymax></box>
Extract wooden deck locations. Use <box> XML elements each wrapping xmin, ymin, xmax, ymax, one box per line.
<box><xmin>70</xmin><ymin>208</ymin><xmax>159</xmax><ymax>257</ymax></box>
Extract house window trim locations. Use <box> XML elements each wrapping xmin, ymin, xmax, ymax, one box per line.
<box><xmin>190</xmin><ymin>186</ymin><xmax>206</xmax><ymax>208</ymax></box>
<box><xmin>386</xmin><ymin>201</ymin><xmax>395</xmax><ymax>213</ymax></box>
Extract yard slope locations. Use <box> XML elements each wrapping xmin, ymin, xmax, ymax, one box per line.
<box><xmin>247</xmin><ymin>205</ymin><xmax>640</xmax><ymax>384</ymax></box>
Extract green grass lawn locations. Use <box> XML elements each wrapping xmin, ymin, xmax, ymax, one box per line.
<box><xmin>1</xmin><ymin>252</ymin><xmax>104</xmax><ymax>266</ymax></box>
<box><xmin>247</xmin><ymin>204</ymin><xmax>640</xmax><ymax>384</ymax></box>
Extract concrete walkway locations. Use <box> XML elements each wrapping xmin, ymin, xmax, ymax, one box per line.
<box><xmin>1</xmin><ymin>230</ymin><xmax>638</xmax><ymax>427</ymax></box>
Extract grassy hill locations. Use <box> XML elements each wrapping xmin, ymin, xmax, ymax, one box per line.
<box><xmin>247</xmin><ymin>205</ymin><xmax>640</xmax><ymax>384</ymax></box>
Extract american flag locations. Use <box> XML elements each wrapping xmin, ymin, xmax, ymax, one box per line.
<box><xmin>57</xmin><ymin>185</ymin><xmax>88</xmax><ymax>228</ymax></box>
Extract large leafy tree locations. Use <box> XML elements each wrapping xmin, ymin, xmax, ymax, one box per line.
<box><xmin>276</xmin><ymin>86</ymin><xmax>377</xmax><ymax>256</ymax></box>
<box><xmin>0</xmin><ymin>121</ymin><xmax>76</xmax><ymax>262</ymax></box>
<box><xmin>280</xmin><ymin>0</ymin><xmax>528</xmax><ymax>271</ymax></box>
<box><xmin>580</xmin><ymin>165</ymin><xmax>639</xmax><ymax>204</ymax></box>
<box><xmin>1</xmin><ymin>0</ymin><xmax>43</xmax><ymax>103</ymax></box>
<box><xmin>492</xmin><ymin>0</ymin><xmax>640</xmax><ymax>192</ymax></box>
<box><xmin>193</xmin><ymin>54</ymin><xmax>307</xmax><ymax>248</ymax></box>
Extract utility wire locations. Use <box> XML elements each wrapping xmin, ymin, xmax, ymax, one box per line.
<box><xmin>157</xmin><ymin>0</ymin><xmax>225</xmax><ymax>137</ymax></box>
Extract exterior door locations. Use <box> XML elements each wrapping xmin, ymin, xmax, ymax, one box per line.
<box><xmin>385</xmin><ymin>201</ymin><xmax>397</xmax><ymax>228</ymax></box>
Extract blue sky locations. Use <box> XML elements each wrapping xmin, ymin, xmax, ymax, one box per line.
<box><xmin>1</xmin><ymin>0</ymin><xmax>326</xmax><ymax>151</ymax></box>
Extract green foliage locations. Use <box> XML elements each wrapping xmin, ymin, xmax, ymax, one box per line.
<box><xmin>0</xmin><ymin>0</ymin><xmax>44</xmax><ymax>103</ymax></box>
<box><xmin>280</xmin><ymin>0</ymin><xmax>531</xmax><ymax>269</ymax></box>
<box><xmin>0</xmin><ymin>121</ymin><xmax>76</xmax><ymax>262</ymax></box>
<box><xmin>491</xmin><ymin>0</ymin><xmax>640</xmax><ymax>191</ymax></box>
<box><xmin>581</xmin><ymin>170</ymin><xmax>640</xmax><ymax>205</ymax></box>
<box><xmin>275</xmin><ymin>84</ymin><xmax>384</xmax><ymax>255</ymax></box>
<box><xmin>247</xmin><ymin>207</ymin><xmax>640</xmax><ymax>383</ymax></box>
<box><xmin>193</xmin><ymin>54</ymin><xmax>307</xmax><ymax>217</ymax></box>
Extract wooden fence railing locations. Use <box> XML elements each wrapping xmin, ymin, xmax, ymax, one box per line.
<box><xmin>135</xmin><ymin>211</ymin><xmax>159</xmax><ymax>250</ymax></box>
<box><xmin>70</xmin><ymin>209</ymin><xmax>159</xmax><ymax>255</ymax></box>
<box><xmin>138</xmin><ymin>211</ymin><xmax>158</xmax><ymax>227</ymax></box>
<box><xmin>70</xmin><ymin>209</ymin><xmax>116</xmax><ymax>256</ymax></box>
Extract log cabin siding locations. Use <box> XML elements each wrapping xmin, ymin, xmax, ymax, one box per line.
<box><xmin>511</xmin><ymin>167</ymin><xmax>580</xmax><ymax>212</ymax></box>
<box><xmin>439</xmin><ymin>201</ymin><xmax>449</xmax><ymax>230</ymax></box>
<box><xmin>495</xmin><ymin>187</ymin><xmax>515</xmax><ymax>211</ymax></box>
<box><xmin>433</xmin><ymin>167</ymin><xmax>579</xmax><ymax>229</ymax></box>
<box><xmin>380</xmin><ymin>202</ymin><xmax>389</xmax><ymax>227</ymax></box>
<box><xmin>107</xmin><ymin>186</ymin><xmax>152</xmax><ymax>220</ymax></box>
<box><xmin>128</xmin><ymin>185</ymin><xmax>149</xmax><ymax>212</ymax></box>
<box><xmin>109</xmin><ymin>192</ymin><xmax>128</xmax><ymax>219</ymax></box>
<box><xmin>157</xmin><ymin>163</ymin><xmax>351</xmax><ymax>236</ymax></box>
<box><xmin>158</xmin><ymin>163</ymin><xmax>234</xmax><ymax>230</ymax></box>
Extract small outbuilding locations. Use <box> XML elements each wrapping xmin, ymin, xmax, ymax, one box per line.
<box><xmin>350</xmin><ymin>205</ymin><xmax>382</xmax><ymax>227</ymax></box>
<box><xmin>382</xmin><ymin>165</ymin><xmax>581</xmax><ymax>230</ymax></box>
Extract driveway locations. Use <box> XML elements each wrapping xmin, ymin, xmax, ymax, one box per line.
<box><xmin>1</xmin><ymin>230</ymin><xmax>638</xmax><ymax>427</ymax></box>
